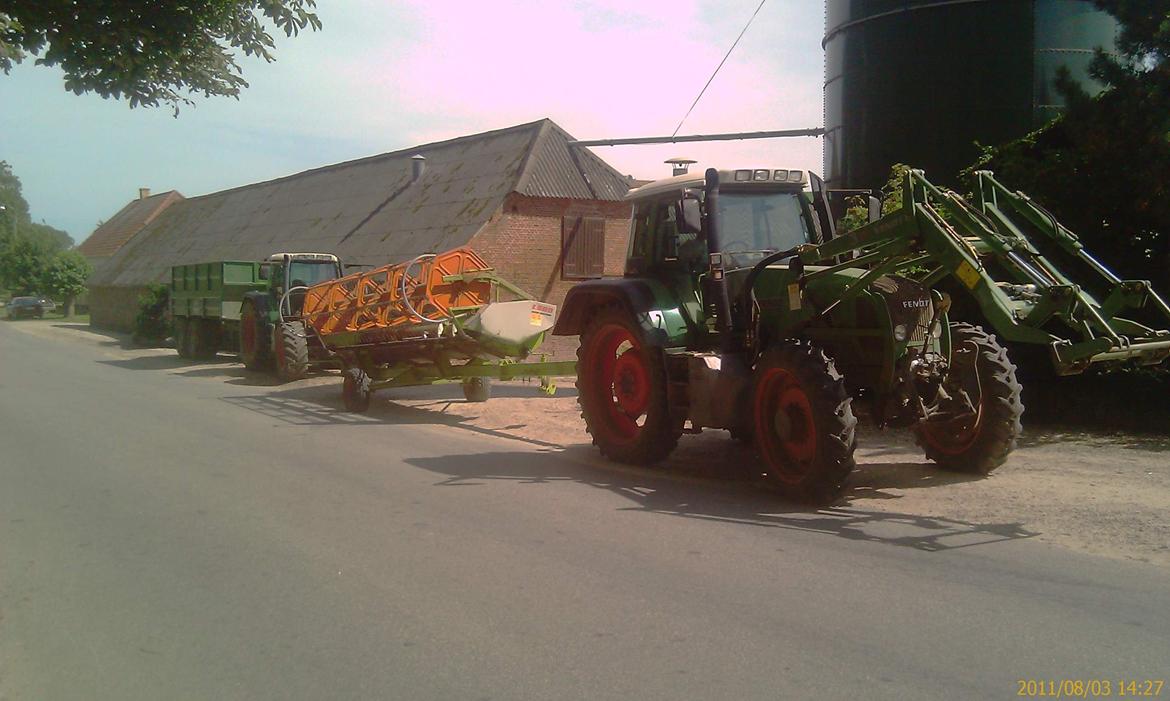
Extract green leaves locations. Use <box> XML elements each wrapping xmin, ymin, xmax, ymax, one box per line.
<box><xmin>0</xmin><ymin>1</ymin><xmax>321</xmax><ymax>114</ymax></box>
<box><xmin>967</xmin><ymin>1</ymin><xmax>1170</xmax><ymax>291</ymax></box>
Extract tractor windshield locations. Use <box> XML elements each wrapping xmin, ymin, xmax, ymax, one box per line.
<box><xmin>288</xmin><ymin>261</ymin><xmax>339</xmax><ymax>288</ymax></box>
<box><xmin>716</xmin><ymin>191</ymin><xmax>811</xmax><ymax>268</ymax></box>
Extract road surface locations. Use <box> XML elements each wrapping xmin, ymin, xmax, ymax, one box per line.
<box><xmin>1</xmin><ymin>321</ymin><xmax>1167</xmax><ymax>700</ymax></box>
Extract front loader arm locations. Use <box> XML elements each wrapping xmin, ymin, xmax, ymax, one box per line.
<box><xmin>792</xmin><ymin>169</ymin><xmax>1170</xmax><ymax>374</ymax></box>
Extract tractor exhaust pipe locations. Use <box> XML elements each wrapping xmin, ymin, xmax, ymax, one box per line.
<box><xmin>703</xmin><ymin>168</ymin><xmax>738</xmax><ymax>352</ymax></box>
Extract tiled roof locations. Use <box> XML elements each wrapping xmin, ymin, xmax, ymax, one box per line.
<box><xmin>76</xmin><ymin>191</ymin><xmax>183</xmax><ymax>258</ymax></box>
<box><xmin>90</xmin><ymin>119</ymin><xmax>631</xmax><ymax>287</ymax></box>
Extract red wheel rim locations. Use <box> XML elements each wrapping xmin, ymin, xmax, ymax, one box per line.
<box><xmin>755</xmin><ymin>368</ymin><xmax>819</xmax><ymax>484</ymax></box>
<box><xmin>586</xmin><ymin>324</ymin><xmax>651</xmax><ymax>444</ymax></box>
<box><xmin>918</xmin><ymin>405</ymin><xmax>983</xmax><ymax>455</ymax></box>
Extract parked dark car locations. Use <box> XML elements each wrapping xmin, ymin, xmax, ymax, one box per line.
<box><xmin>5</xmin><ymin>296</ymin><xmax>48</xmax><ymax>319</ymax></box>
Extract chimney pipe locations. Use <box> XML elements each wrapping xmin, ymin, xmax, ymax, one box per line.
<box><xmin>138</xmin><ymin>187</ymin><xmax>151</xmax><ymax>200</ymax></box>
<box><xmin>411</xmin><ymin>154</ymin><xmax>426</xmax><ymax>182</ymax></box>
<box><xmin>665</xmin><ymin>157</ymin><xmax>697</xmax><ymax>177</ymax></box>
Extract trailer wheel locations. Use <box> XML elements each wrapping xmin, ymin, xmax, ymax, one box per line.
<box><xmin>461</xmin><ymin>377</ymin><xmax>491</xmax><ymax>402</ymax></box>
<box><xmin>752</xmin><ymin>342</ymin><xmax>857</xmax><ymax>504</ymax></box>
<box><xmin>342</xmin><ymin>367</ymin><xmax>373</xmax><ymax>413</ymax></box>
<box><xmin>174</xmin><ymin>318</ymin><xmax>192</xmax><ymax>358</ymax></box>
<box><xmin>239</xmin><ymin>301</ymin><xmax>272</xmax><ymax>371</ymax></box>
<box><xmin>577</xmin><ymin>307</ymin><xmax>679</xmax><ymax>465</ymax></box>
<box><xmin>275</xmin><ymin>321</ymin><xmax>310</xmax><ymax>381</ymax></box>
<box><xmin>192</xmin><ymin>319</ymin><xmax>221</xmax><ymax>360</ymax></box>
<box><xmin>914</xmin><ymin>323</ymin><xmax>1023</xmax><ymax>474</ymax></box>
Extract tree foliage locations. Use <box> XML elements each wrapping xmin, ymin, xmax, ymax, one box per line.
<box><xmin>42</xmin><ymin>249</ymin><xmax>92</xmax><ymax>314</ymax></box>
<box><xmin>0</xmin><ymin>1</ymin><xmax>321</xmax><ymax>113</ymax></box>
<box><xmin>969</xmin><ymin>1</ymin><xmax>1170</xmax><ymax>289</ymax></box>
<box><xmin>0</xmin><ymin>160</ymin><xmax>84</xmax><ymax>303</ymax></box>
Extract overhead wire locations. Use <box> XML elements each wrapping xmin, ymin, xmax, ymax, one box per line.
<box><xmin>671</xmin><ymin>0</ymin><xmax>769</xmax><ymax>139</ymax></box>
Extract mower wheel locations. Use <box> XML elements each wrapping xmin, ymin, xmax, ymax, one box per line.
<box><xmin>342</xmin><ymin>367</ymin><xmax>373</xmax><ymax>413</ymax></box>
<box><xmin>914</xmin><ymin>323</ymin><xmax>1023</xmax><ymax>474</ymax></box>
<box><xmin>577</xmin><ymin>306</ymin><xmax>680</xmax><ymax>465</ymax></box>
<box><xmin>752</xmin><ymin>341</ymin><xmax>857</xmax><ymax>504</ymax></box>
<box><xmin>275</xmin><ymin>321</ymin><xmax>310</xmax><ymax>382</ymax></box>
<box><xmin>462</xmin><ymin>377</ymin><xmax>491</xmax><ymax>402</ymax></box>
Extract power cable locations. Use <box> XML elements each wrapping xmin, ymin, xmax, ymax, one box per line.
<box><xmin>671</xmin><ymin>0</ymin><xmax>769</xmax><ymax>138</ymax></box>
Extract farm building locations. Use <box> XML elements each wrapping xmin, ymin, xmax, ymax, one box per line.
<box><xmin>84</xmin><ymin>119</ymin><xmax>637</xmax><ymax>344</ymax></box>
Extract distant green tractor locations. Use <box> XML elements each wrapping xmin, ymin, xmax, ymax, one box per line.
<box><xmin>171</xmin><ymin>252</ymin><xmax>344</xmax><ymax>380</ymax></box>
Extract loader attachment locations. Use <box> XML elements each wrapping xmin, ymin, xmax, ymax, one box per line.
<box><xmin>797</xmin><ymin>169</ymin><xmax>1170</xmax><ymax>375</ymax></box>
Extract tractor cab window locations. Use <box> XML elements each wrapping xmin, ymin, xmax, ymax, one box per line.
<box><xmin>656</xmin><ymin>200</ymin><xmax>705</xmax><ymax>271</ymax></box>
<box><xmin>715</xmin><ymin>191</ymin><xmax>811</xmax><ymax>268</ymax></box>
<box><xmin>287</xmin><ymin>260</ymin><xmax>339</xmax><ymax>288</ymax></box>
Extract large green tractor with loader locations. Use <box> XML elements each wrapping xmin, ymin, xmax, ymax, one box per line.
<box><xmin>552</xmin><ymin>167</ymin><xmax>1170</xmax><ymax>503</ymax></box>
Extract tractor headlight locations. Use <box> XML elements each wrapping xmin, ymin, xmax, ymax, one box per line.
<box><xmin>893</xmin><ymin>324</ymin><xmax>908</xmax><ymax>342</ymax></box>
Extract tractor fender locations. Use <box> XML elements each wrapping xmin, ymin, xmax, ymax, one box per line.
<box><xmin>553</xmin><ymin>278</ymin><xmax>687</xmax><ymax>348</ymax></box>
<box><xmin>241</xmin><ymin>291</ymin><xmax>274</xmax><ymax>329</ymax></box>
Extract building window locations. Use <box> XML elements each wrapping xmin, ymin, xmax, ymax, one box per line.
<box><xmin>562</xmin><ymin>216</ymin><xmax>606</xmax><ymax>279</ymax></box>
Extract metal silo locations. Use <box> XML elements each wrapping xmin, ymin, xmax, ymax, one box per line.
<box><xmin>823</xmin><ymin>0</ymin><xmax>1118</xmax><ymax>192</ymax></box>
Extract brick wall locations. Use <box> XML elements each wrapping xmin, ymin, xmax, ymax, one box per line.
<box><xmin>468</xmin><ymin>193</ymin><xmax>631</xmax><ymax>303</ymax></box>
<box><xmin>89</xmin><ymin>285</ymin><xmax>148</xmax><ymax>332</ymax></box>
<box><xmin>468</xmin><ymin>193</ymin><xmax>631</xmax><ymax>359</ymax></box>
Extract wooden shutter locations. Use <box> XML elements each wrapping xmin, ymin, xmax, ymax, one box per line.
<box><xmin>562</xmin><ymin>215</ymin><xmax>606</xmax><ymax>279</ymax></box>
<box><xmin>562</xmin><ymin>216</ymin><xmax>583</xmax><ymax>278</ymax></box>
<box><xmin>583</xmin><ymin>217</ymin><xmax>605</xmax><ymax>277</ymax></box>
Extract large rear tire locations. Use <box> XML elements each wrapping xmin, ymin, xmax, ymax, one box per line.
<box><xmin>239</xmin><ymin>301</ymin><xmax>272</xmax><ymax>371</ymax></box>
<box><xmin>752</xmin><ymin>342</ymin><xmax>857</xmax><ymax>504</ymax></box>
<box><xmin>275</xmin><ymin>321</ymin><xmax>310</xmax><ymax>381</ymax></box>
<box><xmin>914</xmin><ymin>323</ymin><xmax>1023</xmax><ymax>474</ymax></box>
<box><xmin>577</xmin><ymin>307</ymin><xmax>680</xmax><ymax>465</ymax></box>
<box><xmin>342</xmin><ymin>367</ymin><xmax>373</xmax><ymax>413</ymax></box>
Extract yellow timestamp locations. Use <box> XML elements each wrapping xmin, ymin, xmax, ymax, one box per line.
<box><xmin>1017</xmin><ymin>679</ymin><xmax>1164</xmax><ymax>698</ymax></box>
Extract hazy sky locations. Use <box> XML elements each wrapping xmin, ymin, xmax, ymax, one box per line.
<box><xmin>0</xmin><ymin>0</ymin><xmax>826</xmax><ymax>243</ymax></box>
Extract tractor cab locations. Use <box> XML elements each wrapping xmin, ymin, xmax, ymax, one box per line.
<box><xmin>261</xmin><ymin>252</ymin><xmax>344</xmax><ymax>318</ymax></box>
<box><xmin>625</xmin><ymin>168</ymin><xmax>818</xmax><ymax>277</ymax></box>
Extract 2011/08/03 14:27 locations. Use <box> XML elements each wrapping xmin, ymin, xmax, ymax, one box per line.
<box><xmin>1018</xmin><ymin>679</ymin><xmax>1165</xmax><ymax>698</ymax></box>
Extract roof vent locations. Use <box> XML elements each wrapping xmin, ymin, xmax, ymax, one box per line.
<box><xmin>138</xmin><ymin>187</ymin><xmax>151</xmax><ymax>200</ymax></box>
<box><xmin>411</xmin><ymin>154</ymin><xmax>426</xmax><ymax>182</ymax></box>
<box><xmin>665</xmin><ymin>157</ymin><xmax>697</xmax><ymax>176</ymax></box>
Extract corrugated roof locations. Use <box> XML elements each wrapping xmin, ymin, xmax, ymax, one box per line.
<box><xmin>76</xmin><ymin>190</ymin><xmax>184</xmax><ymax>258</ymax></box>
<box><xmin>90</xmin><ymin>119</ymin><xmax>632</xmax><ymax>287</ymax></box>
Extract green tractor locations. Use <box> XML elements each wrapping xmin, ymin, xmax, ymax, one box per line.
<box><xmin>172</xmin><ymin>252</ymin><xmax>344</xmax><ymax>381</ymax></box>
<box><xmin>238</xmin><ymin>252</ymin><xmax>345</xmax><ymax>380</ymax></box>
<box><xmin>552</xmin><ymin>166</ymin><xmax>1170</xmax><ymax>503</ymax></box>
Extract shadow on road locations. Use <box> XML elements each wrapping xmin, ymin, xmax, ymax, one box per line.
<box><xmin>404</xmin><ymin>448</ymin><xmax>1036</xmax><ymax>553</ymax></box>
<box><xmin>221</xmin><ymin>382</ymin><xmax>572</xmax><ymax>447</ymax></box>
<box><xmin>217</xmin><ymin>381</ymin><xmax>1034</xmax><ymax>553</ymax></box>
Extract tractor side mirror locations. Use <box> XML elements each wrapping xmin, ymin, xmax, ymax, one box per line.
<box><xmin>679</xmin><ymin>197</ymin><xmax>702</xmax><ymax>235</ymax></box>
<box><xmin>258</xmin><ymin>263</ymin><xmax>271</xmax><ymax>281</ymax></box>
<box><xmin>868</xmin><ymin>195</ymin><xmax>882</xmax><ymax>223</ymax></box>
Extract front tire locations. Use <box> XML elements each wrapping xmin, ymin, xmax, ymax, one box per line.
<box><xmin>577</xmin><ymin>307</ymin><xmax>680</xmax><ymax>464</ymax></box>
<box><xmin>914</xmin><ymin>323</ymin><xmax>1023</xmax><ymax>474</ymax></box>
<box><xmin>275</xmin><ymin>321</ymin><xmax>310</xmax><ymax>381</ymax></box>
<box><xmin>752</xmin><ymin>342</ymin><xmax>857</xmax><ymax>504</ymax></box>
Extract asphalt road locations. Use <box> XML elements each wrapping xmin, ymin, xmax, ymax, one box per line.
<box><xmin>2</xmin><ymin>321</ymin><xmax>1168</xmax><ymax>701</ymax></box>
